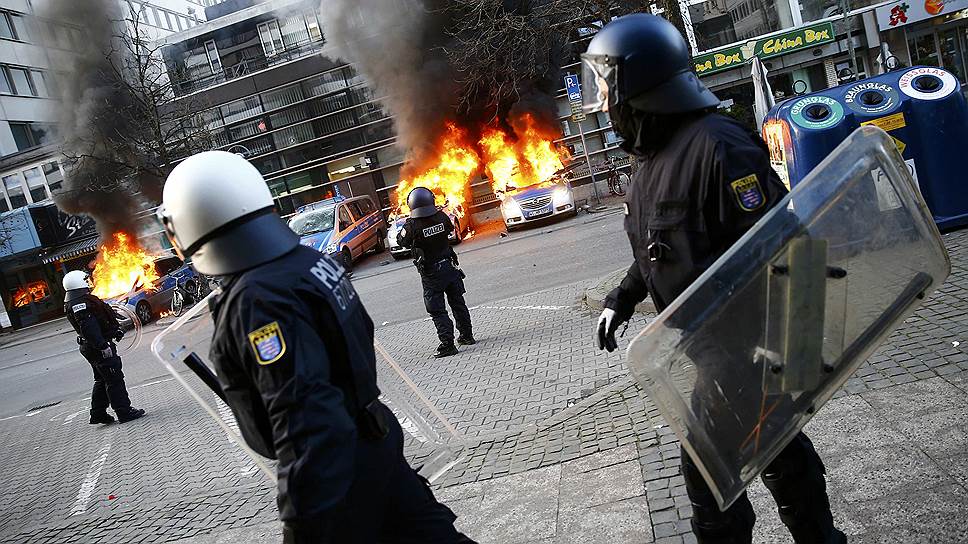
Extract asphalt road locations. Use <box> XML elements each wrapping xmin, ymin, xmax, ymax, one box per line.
<box><xmin>0</xmin><ymin>210</ymin><xmax>631</xmax><ymax>418</ymax></box>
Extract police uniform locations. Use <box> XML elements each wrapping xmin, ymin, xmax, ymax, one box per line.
<box><xmin>605</xmin><ymin>113</ymin><xmax>842</xmax><ymax>543</ymax></box>
<box><xmin>65</xmin><ymin>289</ymin><xmax>138</xmax><ymax>421</ymax></box>
<box><xmin>397</xmin><ymin>211</ymin><xmax>473</xmax><ymax>348</ymax></box>
<box><xmin>209</xmin><ymin>244</ymin><xmax>475</xmax><ymax>544</ymax></box>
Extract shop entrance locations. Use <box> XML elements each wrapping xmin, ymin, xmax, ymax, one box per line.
<box><xmin>908</xmin><ymin>22</ymin><xmax>968</xmax><ymax>85</ymax></box>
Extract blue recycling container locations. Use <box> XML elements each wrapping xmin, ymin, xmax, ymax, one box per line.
<box><xmin>763</xmin><ymin>66</ymin><xmax>968</xmax><ymax>230</ymax></box>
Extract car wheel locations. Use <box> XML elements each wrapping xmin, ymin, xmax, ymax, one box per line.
<box><xmin>341</xmin><ymin>247</ymin><xmax>354</xmax><ymax>273</ymax></box>
<box><xmin>376</xmin><ymin>230</ymin><xmax>387</xmax><ymax>252</ymax></box>
<box><xmin>136</xmin><ymin>301</ymin><xmax>152</xmax><ymax>325</ymax></box>
<box><xmin>391</xmin><ymin>252</ymin><xmax>408</xmax><ymax>261</ymax></box>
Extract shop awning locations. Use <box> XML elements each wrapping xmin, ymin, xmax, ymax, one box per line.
<box><xmin>41</xmin><ymin>236</ymin><xmax>100</xmax><ymax>264</ymax></box>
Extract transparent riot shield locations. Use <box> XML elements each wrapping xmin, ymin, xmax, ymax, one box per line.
<box><xmin>626</xmin><ymin>126</ymin><xmax>950</xmax><ymax>510</ymax></box>
<box><xmin>110</xmin><ymin>303</ymin><xmax>142</xmax><ymax>355</ymax></box>
<box><xmin>150</xmin><ymin>292</ymin><xmax>466</xmax><ymax>484</ymax></box>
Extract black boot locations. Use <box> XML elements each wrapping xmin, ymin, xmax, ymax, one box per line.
<box><xmin>457</xmin><ymin>334</ymin><xmax>476</xmax><ymax>345</ymax></box>
<box><xmin>117</xmin><ymin>408</ymin><xmax>146</xmax><ymax>423</ymax></box>
<box><xmin>89</xmin><ymin>412</ymin><xmax>115</xmax><ymax>425</ymax></box>
<box><xmin>434</xmin><ymin>342</ymin><xmax>459</xmax><ymax>358</ymax></box>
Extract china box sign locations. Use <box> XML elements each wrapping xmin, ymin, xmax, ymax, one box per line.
<box><xmin>876</xmin><ymin>0</ymin><xmax>968</xmax><ymax>29</ymax></box>
<box><xmin>694</xmin><ymin>22</ymin><xmax>835</xmax><ymax>77</ymax></box>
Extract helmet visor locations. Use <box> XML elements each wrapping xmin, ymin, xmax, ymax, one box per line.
<box><xmin>156</xmin><ymin>205</ymin><xmax>187</xmax><ymax>261</ymax></box>
<box><xmin>581</xmin><ymin>54</ymin><xmax>619</xmax><ymax>114</ymax></box>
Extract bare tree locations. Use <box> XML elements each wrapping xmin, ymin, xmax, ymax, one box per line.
<box><xmin>49</xmin><ymin>1</ymin><xmax>213</xmax><ymax>235</ymax></box>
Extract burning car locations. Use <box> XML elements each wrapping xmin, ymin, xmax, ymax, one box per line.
<box><xmin>108</xmin><ymin>254</ymin><xmax>199</xmax><ymax>324</ymax></box>
<box><xmin>497</xmin><ymin>167</ymin><xmax>576</xmax><ymax>230</ymax></box>
<box><xmin>386</xmin><ymin>204</ymin><xmax>469</xmax><ymax>260</ymax></box>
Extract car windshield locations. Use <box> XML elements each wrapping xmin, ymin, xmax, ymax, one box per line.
<box><xmin>289</xmin><ymin>207</ymin><xmax>335</xmax><ymax>235</ymax></box>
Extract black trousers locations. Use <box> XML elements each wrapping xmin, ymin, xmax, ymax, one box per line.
<box><xmin>284</xmin><ymin>404</ymin><xmax>476</xmax><ymax>544</ymax></box>
<box><xmin>80</xmin><ymin>344</ymin><xmax>133</xmax><ymax>416</ymax></box>
<box><xmin>682</xmin><ymin>432</ymin><xmax>840</xmax><ymax>544</ymax></box>
<box><xmin>420</xmin><ymin>261</ymin><xmax>472</xmax><ymax>344</ymax></box>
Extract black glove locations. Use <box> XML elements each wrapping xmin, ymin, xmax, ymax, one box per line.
<box><xmin>113</xmin><ymin>329</ymin><xmax>124</xmax><ymax>342</ymax></box>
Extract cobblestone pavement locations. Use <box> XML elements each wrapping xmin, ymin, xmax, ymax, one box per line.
<box><xmin>0</xmin><ymin>230</ymin><xmax>966</xmax><ymax>542</ymax></box>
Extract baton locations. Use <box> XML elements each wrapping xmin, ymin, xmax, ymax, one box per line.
<box><xmin>183</xmin><ymin>352</ymin><xmax>226</xmax><ymax>402</ymax></box>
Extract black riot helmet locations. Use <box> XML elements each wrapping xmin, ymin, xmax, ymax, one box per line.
<box><xmin>407</xmin><ymin>187</ymin><xmax>437</xmax><ymax>218</ymax></box>
<box><xmin>581</xmin><ymin>14</ymin><xmax>719</xmax><ymax>116</ymax></box>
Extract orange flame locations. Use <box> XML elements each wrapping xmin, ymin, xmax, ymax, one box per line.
<box><xmin>11</xmin><ymin>281</ymin><xmax>49</xmax><ymax>307</ymax></box>
<box><xmin>480</xmin><ymin>113</ymin><xmax>568</xmax><ymax>197</ymax></box>
<box><xmin>394</xmin><ymin>123</ymin><xmax>480</xmax><ymax>218</ymax></box>
<box><xmin>91</xmin><ymin>233</ymin><xmax>160</xmax><ymax>300</ymax></box>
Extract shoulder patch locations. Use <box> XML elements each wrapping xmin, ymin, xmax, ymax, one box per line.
<box><xmin>730</xmin><ymin>174</ymin><xmax>765</xmax><ymax>212</ymax></box>
<box><xmin>247</xmin><ymin>322</ymin><xmax>286</xmax><ymax>365</ymax></box>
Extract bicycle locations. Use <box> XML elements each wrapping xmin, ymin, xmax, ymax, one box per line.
<box><xmin>602</xmin><ymin>157</ymin><xmax>631</xmax><ymax>197</ymax></box>
<box><xmin>170</xmin><ymin>275</ymin><xmax>212</xmax><ymax>317</ymax></box>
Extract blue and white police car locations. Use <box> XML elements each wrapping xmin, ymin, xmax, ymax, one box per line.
<box><xmin>288</xmin><ymin>194</ymin><xmax>386</xmax><ymax>270</ymax></box>
<box><xmin>109</xmin><ymin>254</ymin><xmax>199</xmax><ymax>324</ymax></box>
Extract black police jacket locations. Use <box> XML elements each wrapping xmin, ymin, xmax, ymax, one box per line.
<box><xmin>605</xmin><ymin>113</ymin><xmax>788</xmax><ymax>317</ymax></box>
<box><xmin>64</xmin><ymin>291</ymin><xmax>121</xmax><ymax>349</ymax></box>
<box><xmin>208</xmin><ymin>245</ymin><xmax>384</xmax><ymax>534</ymax></box>
<box><xmin>396</xmin><ymin>210</ymin><xmax>456</xmax><ymax>269</ymax></box>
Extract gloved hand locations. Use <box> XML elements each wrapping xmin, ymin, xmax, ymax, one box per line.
<box><xmin>100</xmin><ymin>345</ymin><xmax>114</xmax><ymax>359</ymax></box>
<box><xmin>113</xmin><ymin>329</ymin><xmax>124</xmax><ymax>342</ymax></box>
<box><xmin>596</xmin><ymin>308</ymin><xmax>624</xmax><ymax>352</ymax></box>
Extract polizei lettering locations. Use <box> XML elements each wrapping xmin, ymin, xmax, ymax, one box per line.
<box><xmin>423</xmin><ymin>223</ymin><xmax>445</xmax><ymax>237</ymax></box>
<box><xmin>310</xmin><ymin>256</ymin><xmax>357</xmax><ymax>311</ymax></box>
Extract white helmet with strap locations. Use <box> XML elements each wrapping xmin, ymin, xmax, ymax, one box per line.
<box><xmin>159</xmin><ymin>151</ymin><xmax>298</xmax><ymax>275</ymax></box>
<box><xmin>62</xmin><ymin>270</ymin><xmax>90</xmax><ymax>291</ymax></box>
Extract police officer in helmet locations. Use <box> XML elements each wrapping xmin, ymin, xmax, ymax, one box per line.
<box><xmin>63</xmin><ymin>270</ymin><xmax>145</xmax><ymax>425</ymax></box>
<box><xmin>397</xmin><ymin>187</ymin><xmax>474</xmax><ymax>358</ymax></box>
<box><xmin>585</xmin><ymin>14</ymin><xmax>846</xmax><ymax>544</ymax></box>
<box><xmin>159</xmin><ymin>152</ymin><xmax>475</xmax><ymax>544</ymax></box>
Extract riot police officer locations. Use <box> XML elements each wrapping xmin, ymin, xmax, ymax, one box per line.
<box><xmin>585</xmin><ymin>14</ymin><xmax>846</xmax><ymax>544</ymax></box>
<box><xmin>63</xmin><ymin>270</ymin><xmax>145</xmax><ymax>425</ymax></box>
<box><xmin>159</xmin><ymin>151</ymin><xmax>476</xmax><ymax>544</ymax></box>
<box><xmin>396</xmin><ymin>187</ymin><xmax>474</xmax><ymax>358</ymax></box>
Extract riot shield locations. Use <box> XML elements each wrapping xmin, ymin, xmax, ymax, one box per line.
<box><xmin>110</xmin><ymin>303</ymin><xmax>142</xmax><ymax>355</ymax></box>
<box><xmin>150</xmin><ymin>292</ymin><xmax>466</xmax><ymax>484</ymax></box>
<box><xmin>626</xmin><ymin>126</ymin><xmax>950</xmax><ymax>510</ymax></box>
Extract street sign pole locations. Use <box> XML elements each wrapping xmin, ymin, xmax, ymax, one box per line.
<box><xmin>564</xmin><ymin>74</ymin><xmax>602</xmax><ymax>205</ymax></box>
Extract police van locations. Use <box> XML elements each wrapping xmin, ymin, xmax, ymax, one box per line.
<box><xmin>288</xmin><ymin>194</ymin><xmax>385</xmax><ymax>270</ymax></box>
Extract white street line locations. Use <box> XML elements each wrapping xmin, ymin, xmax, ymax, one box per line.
<box><xmin>130</xmin><ymin>377</ymin><xmax>175</xmax><ymax>389</ymax></box>
<box><xmin>475</xmin><ymin>305</ymin><xmax>569</xmax><ymax>311</ymax></box>
<box><xmin>63</xmin><ymin>409</ymin><xmax>87</xmax><ymax>425</ymax></box>
<box><xmin>214</xmin><ymin>397</ymin><xmax>260</xmax><ymax>477</ymax></box>
<box><xmin>69</xmin><ymin>442</ymin><xmax>111</xmax><ymax>516</ymax></box>
<box><xmin>0</xmin><ymin>414</ymin><xmax>22</xmax><ymax>422</ymax></box>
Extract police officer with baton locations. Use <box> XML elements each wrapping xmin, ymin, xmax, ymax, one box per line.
<box><xmin>586</xmin><ymin>15</ymin><xmax>846</xmax><ymax>544</ymax></box>
<box><xmin>159</xmin><ymin>152</ymin><xmax>476</xmax><ymax>544</ymax></box>
<box><xmin>397</xmin><ymin>187</ymin><xmax>475</xmax><ymax>359</ymax></box>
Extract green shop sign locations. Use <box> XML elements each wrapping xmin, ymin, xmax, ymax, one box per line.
<box><xmin>693</xmin><ymin>22</ymin><xmax>835</xmax><ymax>77</ymax></box>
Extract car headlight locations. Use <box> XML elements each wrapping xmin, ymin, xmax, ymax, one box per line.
<box><xmin>503</xmin><ymin>199</ymin><xmax>522</xmax><ymax>217</ymax></box>
<box><xmin>325</xmin><ymin>242</ymin><xmax>339</xmax><ymax>254</ymax></box>
<box><xmin>553</xmin><ymin>187</ymin><xmax>572</xmax><ymax>206</ymax></box>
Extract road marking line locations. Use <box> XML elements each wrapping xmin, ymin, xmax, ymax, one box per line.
<box><xmin>69</xmin><ymin>442</ymin><xmax>111</xmax><ymax>516</ymax></box>
<box><xmin>475</xmin><ymin>305</ymin><xmax>570</xmax><ymax>311</ymax></box>
<box><xmin>130</xmin><ymin>377</ymin><xmax>175</xmax><ymax>389</ymax></box>
<box><xmin>214</xmin><ymin>397</ymin><xmax>260</xmax><ymax>477</ymax></box>
<box><xmin>0</xmin><ymin>414</ymin><xmax>23</xmax><ymax>422</ymax></box>
<box><xmin>63</xmin><ymin>409</ymin><xmax>87</xmax><ymax>425</ymax></box>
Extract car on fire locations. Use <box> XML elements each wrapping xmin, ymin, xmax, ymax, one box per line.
<box><xmin>109</xmin><ymin>254</ymin><xmax>199</xmax><ymax>325</ymax></box>
<box><xmin>386</xmin><ymin>204</ymin><xmax>470</xmax><ymax>260</ymax></box>
<box><xmin>498</xmin><ymin>173</ymin><xmax>576</xmax><ymax>230</ymax></box>
<box><xmin>288</xmin><ymin>194</ymin><xmax>385</xmax><ymax>271</ymax></box>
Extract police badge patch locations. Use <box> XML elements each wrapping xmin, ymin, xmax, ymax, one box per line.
<box><xmin>730</xmin><ymin>174</ymin><xmax>765</xmax><ymax>212</ymax></box>
<box><xmin>248</xmin><ymin>322</ymin><xmax>286</xmax><ymax>365</ymax></box>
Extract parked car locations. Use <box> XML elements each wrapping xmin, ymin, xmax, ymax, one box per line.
<box><xmin>500</xmin><ymin>179</ymin><xmax>576</xmax><ymax>230</ymax></box>
<box><xmin>386</xmin><ymin>205</ymin><xmax>469</xmax><ymax>260</ymax></box>
<box><xmin>109</xmin><ymin>255</ymin><xmax>199</xmax><ymax>325</ymax></box>
<box><xmin>288</xmin><ymin>194</ymin><xmax>385</xmax><ymax>270</ymax></box>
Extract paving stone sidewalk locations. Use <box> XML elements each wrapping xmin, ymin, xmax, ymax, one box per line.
<box><xmin>0</xmin><ymin>230</ymin><xmax>966</xmax><ymax>543</ymax></box>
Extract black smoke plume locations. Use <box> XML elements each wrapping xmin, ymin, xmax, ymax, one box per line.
<box><xmin>46</xmin><ymin>0</ymin><xmax>165</xmax><ymax>238</ymax></box>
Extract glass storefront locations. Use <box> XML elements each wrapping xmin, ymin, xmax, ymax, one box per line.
<box><xmin>906</xmin><ymin>19</ymin><xmax>968</xmax><ymax>85</ymax></box>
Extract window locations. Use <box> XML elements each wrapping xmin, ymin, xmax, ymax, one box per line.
<box><xmin>151</xmin><ymin>6</ymin><xmax>161</xmax><ymax>27</ymax></box>
<box><xmin>262</xmin><ymin>84</ymin><xmax>304</xmax><ymax>111</ymax></box>
<box><xmin>3</xmin><ymin>174</ymin><xmax>26</xmax><ymax>208</ymax></box>
<box><xmin>204</xmin><ymin>40</ymin><xmax>222</xmax><ymax>74</ymax></box>
<box><xmin>337</xmin><ymin>206</ymin><xmax>352</xmax><ymax>230</ymax></box>
<box><xmin>9</xmin><ymin>122</ymin><xmax>52</xmax><ymax>151</ymax></box>
<box><xmin>23</xmin><ymin>167</ymin><xmax>46</xmax><ymax>203</ymax></box>
<box><xmin>0</xmin><ymin>69</ymin><xmax>9</xmax><ymax>94</ymax></box>
<box><xmin>43</xmin><ymin>161</ymin><xmax>62</xmax><ymax>194</ymax></box>
<box><xmin>8</xmin><ymin>12</ymin><xmax>29</xmax><ymax>41</ymax></box>
<box><xmin>258</xmin><ymin>20</ymin><xmax>285</xmax><ymax>57</ymax></box>
<box><xmin>279</xmin><ymin>14</ymin><xmax>310</xmax><ymax>48</ymax></box>
<box><xmin>306</xmin><ymin>12</ymin><xmax>322</xmax><ymax>41</ymax></box>
<box><xmin>29</xmin><ymin>71</ymin><xmax>47</xmax><ymax>97</ymax></box>
<box><xmin>220</xmin><ymin>96</ymin><xmax>263</xmax><ymax>125</ymax></box>
<box><xmin>0</xmin><ymin>13</ymin><xmax>13</xmax><ymax>40</ymax></box>
<box><xmin>176</xmin><ymin>15</ymin><xmax>187</xmax><ymax>31</ymax></box>
<box><xmin>6</xmin><ymin>67</ymin><xmax>32</xmax><ymax>96</ymax></box>
<box><xmin>162</xmin><ymin>11</ymin><xmax>174</xmax><ymax>30</ymax></box>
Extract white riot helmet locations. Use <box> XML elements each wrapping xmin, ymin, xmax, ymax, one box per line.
<box><xmin>62</xmin><ymin>270</ymin><xmax>91</xmax><ymax>291</ymax></box>
<box><xmin>158</xmin><ymin>151</ymin><xmax>298</xmax><ymax>276</ymax></box>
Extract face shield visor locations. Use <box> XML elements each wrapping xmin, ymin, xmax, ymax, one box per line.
<box><xmin>581</xmin><ymin>54</ymin><xmax>619</xmax><ymax>114</ymax></box>
<box><xmin>156</xmin><ymin>205</ymin><xmax>188</xmax><ymax>261</ymax></box>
